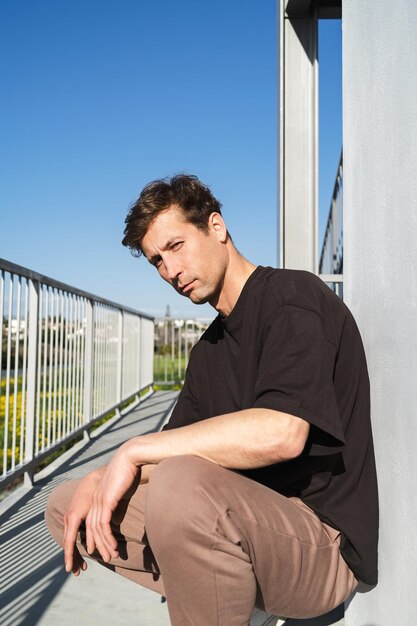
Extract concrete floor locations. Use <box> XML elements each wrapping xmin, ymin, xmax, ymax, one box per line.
<box><xmin>38</xmin><ymin>560</ymin><xmax>170</xmax><ymax>626</ymax></box>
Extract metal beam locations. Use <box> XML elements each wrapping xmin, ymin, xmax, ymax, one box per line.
<box><xmin>318</xmin><ymin>1</ymin><xmax>341</xmax><ymax>19</ymax></box>
<box><xmin>285</xmin><ymin>0</ymin><xmax>313</xmax><ymax>17</ymax></box>
<box><xmin>285</xmin><ymin>0</ymin><xmax>341</xmax><ymax>18</ymax></box>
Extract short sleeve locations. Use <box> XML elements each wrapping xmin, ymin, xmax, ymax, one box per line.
<box><xmin>254</xmin><ymin>305</ymin><xmax>345</xmax><ymax>444</ymax></box>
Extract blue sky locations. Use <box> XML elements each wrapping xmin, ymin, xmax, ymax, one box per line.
<box><xmin>0</xmin><ymin>1</ymin><xmax>341</xmax><ymax>318</ymax></box>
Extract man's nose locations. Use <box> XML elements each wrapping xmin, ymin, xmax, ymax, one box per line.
<box><xmin>165</xmin><ymin>256</ymin><xmax>182</xmax><ymax>281</ymax></box>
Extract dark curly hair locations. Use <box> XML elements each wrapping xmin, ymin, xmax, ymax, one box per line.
<box><xmin>122</xmin><ymin>174</ymin><xmax>223</xmax><ymax>256</ymax></box>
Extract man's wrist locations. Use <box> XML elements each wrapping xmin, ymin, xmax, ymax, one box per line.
<box><xmin>121</xmin><ymin>436</ymin><xmax>148</xmax><ymax>467</ymax></box>
<box><xmin>87</xmin><ymin>465</ymin><xmax>107</xmax><ymax>482</ymax></box>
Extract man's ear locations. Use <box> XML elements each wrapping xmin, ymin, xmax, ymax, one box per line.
<box><xmin>208</xmin><ymin>212</ymin><xmax>228</xmax><ymax>243</ymax></box>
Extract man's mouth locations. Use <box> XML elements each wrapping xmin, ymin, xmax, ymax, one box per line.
<box><xmin>179</xmin><ymin>280</ymin><xmax>195</xmax><ymax>294</ymax></box>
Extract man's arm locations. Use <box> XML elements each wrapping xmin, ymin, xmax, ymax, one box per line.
<box><xmin>86</xmin><ymin>408</ymin><xmax>309</xmax><ymax>562</ymax></box>
<box><xmin>128</xmin><ymin>408</ymin><xmax>309</xmax><ymax>469</ymax></box>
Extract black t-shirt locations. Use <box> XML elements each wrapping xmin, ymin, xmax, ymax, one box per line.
<box><xmin>164</xmin><ymin>266</ymin><xmax>378</xmax><ymax>585</ymax></box>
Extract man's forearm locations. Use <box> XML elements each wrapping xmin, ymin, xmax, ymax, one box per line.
<box><xmin>122</xmin><ymin>408</ymin><xmax>309</xmax><ymax>471</ymax></box>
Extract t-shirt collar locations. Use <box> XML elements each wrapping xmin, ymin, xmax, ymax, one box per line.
<box><xmin>220</xmin><ymin>265</ymin><xmax>264</xmax><ymax>332</ymax></box>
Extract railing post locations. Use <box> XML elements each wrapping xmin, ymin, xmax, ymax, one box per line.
<box><xmin>177</xmin><ymin>321</ymin><xmax>181</xmax><ymax>381</ymax></box>
<box><xmin>24</xmin><ymin>279</ymin><xmax>39</xmax><ymax>486</ymax></box>
<box><xmin>332</xmin><ymin>195</ymin><xmax>337</xmax><ymax>273</ymax></box>
<box><xmin>83</xmin><ymin>299</ymin><xmax>94</xmax><ymax>440</ymax></box>
<box><xmin>136</xmin><ymin>315</ymin><xmax>142</xmax><ymax>402</ymax></box>
<box><xmin>164</xmin><ymin>318</ymin><xmax>168</xmax><ymax>383</ymax></box>
<box><xmin>151</xmin><ymin>318</ymin><xmax>155</xmax><ymax>388</ymax></box>
<box><xmin>116</xmin><ymin>309</ymin><xmax>124</xmax><ymax>408</ymax></box>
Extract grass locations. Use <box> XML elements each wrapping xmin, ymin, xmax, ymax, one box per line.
<box><xmin>153</xmin><ymin>353</ymin><xmax>188</xmax><ymax>384</ymax></box>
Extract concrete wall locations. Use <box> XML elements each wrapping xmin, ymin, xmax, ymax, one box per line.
<box><xmin>343</xmin><ymin>1</ymin><xmax>417</xmax><ymax>624</ymax></box>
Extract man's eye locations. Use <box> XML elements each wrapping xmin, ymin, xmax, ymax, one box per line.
<box><xmin>171</xmin><ymin>241</ymin><xmax>183</xmax><ymax>251</ymax></box>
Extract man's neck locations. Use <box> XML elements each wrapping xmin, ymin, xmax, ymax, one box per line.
<box><xmin>210</xmin><ymin>251</ymin><xmax>257</xmax><ymax>317</ymax></box>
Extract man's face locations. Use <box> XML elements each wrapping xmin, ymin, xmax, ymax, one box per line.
<box><xmin>141</xmin><ymin>205</ymin><xmax>228</xmax><ymax>306</ymax></box>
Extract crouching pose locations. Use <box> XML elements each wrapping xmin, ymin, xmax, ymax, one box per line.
<box><xmin>46</xmin><ymin>175</ymin><xmax>378</xmax><ymax>625</ymax></box>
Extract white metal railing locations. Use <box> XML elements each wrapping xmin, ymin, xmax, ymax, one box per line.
<box><xmin>319</xmin><ymin>151</ymin><xmax>343</xmax><ymax>297</ymax></box>
<box><xmin>0</xmin><ymin>258</ymin><xmax>154</xmax><ymax>487</ymax></box>
<box><xmin>153</xmin><ymin>317</ymin><xmax>212</xmax><ymax>385</ymax></box>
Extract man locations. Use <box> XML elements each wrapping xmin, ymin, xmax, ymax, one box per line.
<box><xmin>46</xmin><ymin>174</ymin><xmax>378</xmax><ymax>625</ymax></box>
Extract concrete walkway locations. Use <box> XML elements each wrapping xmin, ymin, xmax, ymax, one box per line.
<box><xmin>0</xmin><ymin>390</ymin><xmax>344</xmax><ymax>626</ymax></box>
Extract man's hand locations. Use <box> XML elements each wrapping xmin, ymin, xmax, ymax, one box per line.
<box><xmin>63</xmin><ymin>468</ymin><xmax>105</xmax><ymax>575</ymax></box>
<box><xmin>85</xmin><ymin>443</ymin><xmax>141</xmax><ymax>563</ymax></box>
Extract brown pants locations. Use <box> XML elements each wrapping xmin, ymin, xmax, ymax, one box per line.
<box><xmin>45</xmin><ymin>455</ymin><xmax>357</xmax><ymax>625</ymax></box>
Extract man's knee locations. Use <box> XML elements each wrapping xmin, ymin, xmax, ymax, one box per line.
<box><xmin>151</xmin><ymin>453</ymin><xmax>214</xmax><ymax>483</ymax></box>
<box><xmin>147</xmin><ymin>455</ymin><xmax>221</xmax><ymax>507</ymax></box>
<box><xmin>145</xmin><ymin>456</ymin><xmax>220</xmax><ymax>547</ymax></box>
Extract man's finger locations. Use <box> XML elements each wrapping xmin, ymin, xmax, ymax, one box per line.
<box><xmin>90</xmin><ymin>499</ymin><xmax>112</xmax><ymax>563</ymax></box>
<box><xmin>99</xmin><ymin>505</ymin><xmax>119</xmax><ymax>557</ymax></box>
<box><xmin>90</xmin><ymin>491</ymin><xmax>119</xmax><ymax>561</ymax></box>
<box><xmin>63</xmin><ymin>514</ymin><xmax>81</xmax><ymax>573</ymax></box>
<box><xmin>72</xmin><ymin>546</ymin><xmax>87</xmax><ymax>576</ymax></box>
<box><xmin>85</xmin><ymin>509</ymin><xmax>95</xmax><ymax>555</ymax></box>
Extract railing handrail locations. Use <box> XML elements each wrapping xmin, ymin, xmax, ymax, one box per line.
<box><xmin>0</xmin><ymin>257</ymin><xmax>154</xmax><ymax>320</ymax></box>
<box><xmin>319</xmin><ymin>274</ymin><xmax>343</xmax><ymax>283</ymax></box>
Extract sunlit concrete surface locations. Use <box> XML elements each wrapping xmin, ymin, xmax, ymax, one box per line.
<box><xmin>38</xmin><ymin>560</ymin><xmax>170</xmax><ymax>626</ymax></box>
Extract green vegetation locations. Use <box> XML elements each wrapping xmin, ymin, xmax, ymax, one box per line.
<box><xmin>0</xmin><ymin>374</ymin><xmax>86</xmax><ymax>472</ymax></box>
<box><xmin>153</xmin><ymin>352</ymin><xmax>187</xmax><ymax>384</ymax></box>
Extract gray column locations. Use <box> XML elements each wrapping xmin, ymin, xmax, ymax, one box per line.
<box><xmin>343</xmin><ymin>1</ymin><xmax>417</xmax><ymax>623</ymax></box>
